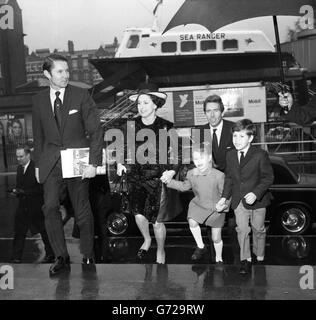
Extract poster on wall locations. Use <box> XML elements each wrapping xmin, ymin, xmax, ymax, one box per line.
<box><xmin>0</xmin><ymin>114</ymin><xmax>26</xmax><ymax>144</ymax></box>
<box><xmin>160</xmin><ymin>83</ymin><xmax>266</xmax><ymax>127</ymax></box>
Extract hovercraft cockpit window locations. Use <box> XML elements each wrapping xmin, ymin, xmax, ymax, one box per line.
<box><xmin>126</xmin><ymin>35</ymin><xmax>140</xmax><ymax>49</ymax></box>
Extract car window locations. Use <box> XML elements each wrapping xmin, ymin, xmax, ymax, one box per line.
<box><xmin>272</xmin><ymin>163</ymin><xmax>297</xmax><ymax>184</ymax></box>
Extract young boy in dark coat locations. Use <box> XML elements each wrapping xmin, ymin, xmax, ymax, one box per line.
<box><xmin>217</xmin><ymin>119</ymin><xmax>274</xmax><ymax>274</ymax></box>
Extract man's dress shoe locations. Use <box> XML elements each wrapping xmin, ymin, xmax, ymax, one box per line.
<box><xmin>49</xmin><ymin>256</ymin><xmax>70</xmax><ymax>276</ymax></box>
<box><xmin>10</xmin><ymin>258</ymin><xmax>21</xmax><ymax>264</ymax></box>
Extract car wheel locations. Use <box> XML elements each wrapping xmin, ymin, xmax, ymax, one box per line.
<box><xmin>276</xmin><ymin>205</ymin><xmax>311</xmax><ymax>235</ymax></box>
<box><xmin>106</xmin><ymin>194</ymin><xmax>136</xmax><ymax>236</ymax></box>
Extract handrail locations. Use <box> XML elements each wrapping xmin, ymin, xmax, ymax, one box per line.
<box><xmin>253</xmin><ymin>140</ymin><xmax>316</xmax><ymax>145</ymax></box>
<box><xmin>99</xmin><ymin>90</ymin><xmax>135</xmax><ymax>118</ymax></box>
<box><xmin>100</xmin><ymin>90</ymin><xmax>138</xmax><ymax>127</ymax></box>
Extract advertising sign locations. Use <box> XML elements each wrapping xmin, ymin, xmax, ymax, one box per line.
<box><xmin>158</xmin><ymin>83</ymin><xmax>266</xmax><ymax>126</ymax></box>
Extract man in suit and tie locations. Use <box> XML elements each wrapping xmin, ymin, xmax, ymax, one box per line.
<box><xmin>217</xmin><ymin>119</ymin><xmax>274</xmax><ymax>274</ymax></box>
<box><xmin>199</xmin><ymin>94</ymin><xmax>235</xmax><ymax>172</ymax></box>
<box><xmin>32</xmin><ymin>54</ymin><xmax>103</xmax><ymax>276</ymax></box>
<box><xmin>11</xmin><ymin>145</ymin><xmax>54</xmax><ymax>263</ymax></box>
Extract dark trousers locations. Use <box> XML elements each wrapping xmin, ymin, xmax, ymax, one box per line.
<box><xmin>71</xmin><ymin>182</ymin><xmax>112</xmax><ymax>262</ymax></box>
<box><xmin>43</xmin><ymin>160</ymin><xmax>94</xmax><ymax>258</ymax></box>
<box><xmin>12</xmin><ymin>227</ymin><xmax>54</xmax><ymax>260</ymax></box>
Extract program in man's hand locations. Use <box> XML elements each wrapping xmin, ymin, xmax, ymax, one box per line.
<box><xmin>61</xmin><ymin>148</ymin><xmax>106</xmax><ymax>178</ymax></box>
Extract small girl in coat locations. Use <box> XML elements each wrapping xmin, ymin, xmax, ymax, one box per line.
<box><xmin>163</xmin><ymin>143</ymin><xmax>228</xmax><ymax>263</ymax></box>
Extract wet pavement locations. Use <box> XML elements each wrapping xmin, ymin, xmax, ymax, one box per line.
<box><xmin>1</xmin><ymin>263</ymin><xmax>316</xmax><ymax>300</ymax></box>
<box><xmin>1</xmin><ymin>174</ymin><xmax>316</xmax><ymax>300</ymax></box>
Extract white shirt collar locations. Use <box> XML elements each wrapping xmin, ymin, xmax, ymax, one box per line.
<box><xmin>50</xmin><ymin>87</ymin><xmax>65</xmax><ymax>111</ymax></box>
<box><xmin>209</xmin><ymin>120</ymin><xmax>223</xmax><ymax>144</ymax></box>
<box><xmin>23</xmin><ymin>160</ymin><xmax>31</xmax><ymax>173</ymax></box>
<box><xmin>239</xmin><ymin>145</ymin><xmax>250</xmax><ymax>157</ymax></box>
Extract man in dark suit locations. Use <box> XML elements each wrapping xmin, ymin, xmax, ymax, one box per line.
<box><xmin>279</xmin><ymin>92</ymin><xmax>316</xmax><ymax>125</ymax></box>
<box><xmin>32</xmin><ymin>54</ymin><xmax>103</xmax><ymax>276</ymax></box>
<box><xmin>11</xmin><ymin>145</ymin><xmax>54</xmax><ymax>263</ymax></box>
<box><xmin>217</xmin><ymin>119</ymin><xmax>274</xmax><ymax>274</ymax></box>
<box><xmin>199</xmin><ymin>94</ymin><xmax>235</xmax><ymax>172</ymax></box>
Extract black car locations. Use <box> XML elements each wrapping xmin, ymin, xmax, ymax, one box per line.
<box><xmin>268</xmin><ymin>155</ymin><xmax>316</xmax><ymax>235</ymax></box>
<box><xmin>105</xmin><ymin>155</ymin><xmax>316</xmax><ymax>236</ymax></box>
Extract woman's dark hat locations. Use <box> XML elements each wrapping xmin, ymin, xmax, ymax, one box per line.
<box><xmin>129</xmin><ymin>82</ymin><xmax>167</xmax><ymax>102</ymax></box>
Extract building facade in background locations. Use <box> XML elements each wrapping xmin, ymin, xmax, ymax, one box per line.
<box><xmin>25</xmin><ymin>39</ymin><xmax>118</xmax><ymax>86</ymax></box>
<box><xmin>1</xmin><ymin>0</ymin><xmax>118</xmax><ymax>172</ymax></box>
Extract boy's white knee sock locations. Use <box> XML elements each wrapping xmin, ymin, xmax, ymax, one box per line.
<box><xmin>214</xmin><ymin>240</ymin><xmax>223</xmax><ymax>262</ymax></box>
<box><xmin>190</xmin><ymin>226</ymin><xmax>204</xmax><ymax>248</ymax></box>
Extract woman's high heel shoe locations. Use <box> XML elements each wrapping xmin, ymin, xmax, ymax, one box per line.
<box><xmin>137</xmin><ymin>249</ymin><xmax>148</xmax><ymax>259</ymax></box>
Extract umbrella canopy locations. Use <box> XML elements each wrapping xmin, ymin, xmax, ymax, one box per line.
<box><xmin>164</xmin><ymin>0</ymin><xmax>315</xmax><ymax>33</ymax></box>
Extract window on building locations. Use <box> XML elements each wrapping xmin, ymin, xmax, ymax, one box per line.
<box><xmin>83</xmin><ymin>58</ymin><xmax>89</xmax><ymax>68</ymax></box>
<box><xmin>26</xmin><ymin>64</ymin><xmax>31</xmax><ymax>72</ymax></box>
<box><xmin>126</xmin><ymin>35</ymin><xmax>140</xmax><ymax>49</ymax></box>
<box><xmin>161</xmin><ymin>42</ymin><xmax>177</xmax><ymax>53</ymax></box>
<box><xmin>0</xmin><ymin>63</ymin><xmax>2</xmax><ymax>78</ymax></box>
<box><xmin>84</xmin><ymin>72</ymin><xmax>90</xmax><ymax>81</ymax></box>
<box><xmin>72</xmin><ymin>59</ymin><xmax>78</xmax><ymax>69</ymax></box>
<box><xmin>200</xmin><ymin>40</ymin><xmax>216</xmax><ymax>51</ymax></box>
<box><xmin>181</xmin><ymin>41</ymin><xmax>197</xmax><ymax>52</ymax></box>
<box><xmin>223</xmin><ymin>39</ymin><xmax>238</xmax><ymax>51</ymax></box>
<box><xmin>73</xmin><ymin>73</ymin><xmax>79</xmax><ymax>81</ymax></box>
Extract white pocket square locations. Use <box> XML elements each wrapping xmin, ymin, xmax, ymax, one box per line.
<box><xmin>69</xmin><ymin>109</ymin><xmax>78</xmax><ymax>115</ymax></box>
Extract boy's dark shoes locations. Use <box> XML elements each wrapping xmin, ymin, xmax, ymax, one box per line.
<box><xmin>191</xmin><ymin>246</ymin><xmax>207</xmax><ymax>261</ymax></box>
<box><xmin>239</xmin><ymin>260</ymin><xmax>252</xmax><ymax>274</ymax></box>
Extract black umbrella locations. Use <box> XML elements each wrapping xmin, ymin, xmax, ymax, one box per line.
<box><xmin>164</xmin><ymin>0</ymin><xmax>314</xmax><ymax>33</ymax></box>
<box><xmin>163</xmin><ymin>0</ymin><xmax>315</xmax><ymax>84</ymax></box>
